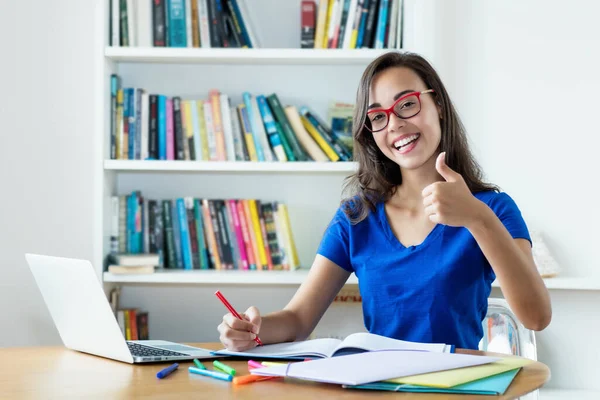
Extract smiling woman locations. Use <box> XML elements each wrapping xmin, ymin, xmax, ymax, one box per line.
<box><xmin>216</xmin><ymin>51</ymin><xmax>552</xmax><ymax>354</ymax></box>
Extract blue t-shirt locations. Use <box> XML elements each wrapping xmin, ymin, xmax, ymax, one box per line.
<box><xmin>317</xmin><ymin>191</ymin><xmax>530</xmax><ymax>350</ymax></box>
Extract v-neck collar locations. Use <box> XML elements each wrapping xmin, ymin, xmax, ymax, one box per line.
<box><xmin>378</xmin><ymin>201</ymin><xmax>444</xmax><ymax>251</ymax></box>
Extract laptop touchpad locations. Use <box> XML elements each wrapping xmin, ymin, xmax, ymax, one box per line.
<box><xmin>155</xmin><ymin>344</ymin><xmax>208</xmax><ymax>352</ymax></box>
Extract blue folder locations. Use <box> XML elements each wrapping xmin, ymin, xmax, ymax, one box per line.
<box><xmin>343</xmin><ymin>368</ymin><xmax>521</xmax><ymax>395</ymax></box>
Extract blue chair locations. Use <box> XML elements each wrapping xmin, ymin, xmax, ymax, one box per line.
<box><xmin>479</xmin><ymin>298</ymin><xmax>538</xmax><ymax>399</ymax></box>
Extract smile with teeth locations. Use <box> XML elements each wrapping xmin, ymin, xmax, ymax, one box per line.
<box><xmin>393</xmin><ymin>133</ymin><xmax>420</xmax><ymax>150</ymax></box>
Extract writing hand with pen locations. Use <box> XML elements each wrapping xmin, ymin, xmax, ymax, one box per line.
<box><xmin>215</xmin><ymin>290</ymin><xmax>263</xmax><ymax>351</ymax></box>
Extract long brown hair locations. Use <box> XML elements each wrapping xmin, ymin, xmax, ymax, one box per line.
<box><xmin>342</xmin><ymin>51</ymin><xmax>498</xmax><ymax>223</ymax></box>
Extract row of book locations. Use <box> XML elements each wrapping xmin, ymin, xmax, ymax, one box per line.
<box><xmin>302</xmin><ymin>0</ymin><xmax>404</xmax><ymax>49</ymax></box>
<box><xmin>110</xmin><ymin>0</ymin><xmax>258</xmax><ymax>48</ymax></box>
<box><xmin>109</xmin><ymin>75</ymin><xmax>354</xmax><ymax>162</ymax></box>
<box><xmin>109</xmin><ymin>192</ymin><xmax>301</xmax><ymax>271</ymax></box>
<box><xmin>117</xmin><ymin>308</ymin><xmax>149</xmax><ymax>340</ymax></box>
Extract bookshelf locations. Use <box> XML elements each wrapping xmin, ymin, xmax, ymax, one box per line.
<box><xmin>97</xmin><ymin>0</ymin><xmax>389</xmax><ymax>286</ymax></box>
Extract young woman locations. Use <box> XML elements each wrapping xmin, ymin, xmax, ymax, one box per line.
<box><xmin>217</xmin><ymin>52</ymin><xmax>552</xmax><ymax>351</ymax></box>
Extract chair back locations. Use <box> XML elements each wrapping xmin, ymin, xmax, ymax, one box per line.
<box><xmin>479</xmin><ymin>298</ymin><xmax>537</xmax><ymax>361</ymax></box>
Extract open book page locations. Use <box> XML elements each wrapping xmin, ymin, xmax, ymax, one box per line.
<box><xmin>213</xmin><ymin>338</ymin><xmax>342</xmax><ymax>359</ymax></box>
<box><xmin>330</xmin><ymin>332</ymin><xmax>449</xmax><ymax>357</ymax></box>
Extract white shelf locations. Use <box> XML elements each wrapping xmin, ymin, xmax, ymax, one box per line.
<box><xmin>105</xmin><ymin>47</ymin><xmax>392</xmax><ymax>65</ymax></box>
<box><xmin>104</xmin><ymin>270</ymin><xmax>599</xmax><ymax>290</ymax></box>
<box><xmin>492</xmin><ymin>276</ymin><xmax>600</xmax><ymax>291</ymax></box>
<box><xmin>104</xmin><ymin>160</ymin><xmax>357</xmax><ymax>173</ymax></box>
<box><xmin>104</xmin><ymin>269</ymin><xmax>359</xmax><ymax>285</ymax></box>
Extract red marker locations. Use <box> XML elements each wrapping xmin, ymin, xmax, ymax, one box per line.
<box><xmin>215</xmin><ymin>290</ymin><xmax>263</xmax><ymax>346</ymax></box>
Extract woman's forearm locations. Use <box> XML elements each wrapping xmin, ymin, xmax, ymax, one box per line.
<box><xmin>468</xmin><ymin>203</ymin><xmax>552</xmax><ymax>331</ymax></box>
<box><xmin>257</xmin><ymin>309</ymin><xmax>304</xmax><ymax>344</ymax></box>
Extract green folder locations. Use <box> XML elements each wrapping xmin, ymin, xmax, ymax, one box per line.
<box><xmin>343</xmin><ymin>368</ymin><xmax>522</xmax><ymax>395</ymax></box>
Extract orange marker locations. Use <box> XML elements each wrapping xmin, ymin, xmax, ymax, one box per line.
<box><xmin>233</xmin><ymin>374</ymin><xmax>280</xmax><ymax>385</ymax></box>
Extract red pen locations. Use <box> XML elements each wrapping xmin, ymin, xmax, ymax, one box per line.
<box><xmin>215</xmin><ymin>290</ymin><xmax>263</xmax><ymax>346</ymax></box>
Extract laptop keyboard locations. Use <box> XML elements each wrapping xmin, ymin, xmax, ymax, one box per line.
<box><xmin>127</xmin><ymin>342</ymin><xmax>190</xmax><ymax>357</ymax></box>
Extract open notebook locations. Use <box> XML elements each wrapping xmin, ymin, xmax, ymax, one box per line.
<box><xmin>213</xmin><ymin>332</ymin><xmax>453</xmax><ymax>359</ymax></box>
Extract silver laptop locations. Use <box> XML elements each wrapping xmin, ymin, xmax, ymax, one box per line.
<box><xmin>25</xmin><ymin>253</ymin><xmax>220</xmax><ymax>364</ymax></box>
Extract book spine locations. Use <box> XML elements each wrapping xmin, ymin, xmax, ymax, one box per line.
<box><xmin>236</xmin><ymin>200</ymin><xmax>256</xmax><ymax>270</ymax></box>
<box><xmin>140</xmin><ymin>91</ymin><xmax>149</xmax><ymax>160</ymax></box>
<box><xmin>224</xmin><ymin>0</ymin><xmax>247</xmax><ymax>47</ymax></box>
<box><xmin>171</xmin><ymin>201</ymin><xmax>183</xmax><ymax>268</ymax></box>
<box><xmin>361</xmin><ymin>0</ymin><xmax>379</xmax><ymax>48</ymax></box>
<box><xmin>194</xmin><ymin>199</ymin><xmax>209</xmax><ymax>269</ymax></box>
<box><xmin>209</xmin><ymin>89</ymin><xmax>227</xmax><ymax>161</ymax></box>
<box><xmin>148</xmin><ymin>95</ymin><xmax>157</xmax><ymax>159</ymax></box>
<box><xmin>203</xmin><ymin>101</ymin><xmax>218</xmax><ymax>160</ymax></box>
<box><xmin>135</xmin><ymin>89</ymin><xmax>143</xmax><ymax>159</ymax></box>
<box><xmin>266</xmin><ymin>94</ymin><xmax>309</xmax><ymax>161</ymax></box>
<box><xmin>374</xmin><ymin>0</ymin><xmax>388</xmax><ymax>49</ymax></box>
<box><xmin>167</xmin><ymin>0</ymin><xmax>188</xmax><ymax>47</ymax></box>
<box><xmin>172</xmin><ymin>97</ymin><xmax>185</xmax><ymax>160</ymax></box>
<box><xmin>111</xmin><ymin>0</ymin><xmax>120</xmax><ymax>46</ymax></box>
<box><xmin>110</xmin><ymin>75</ymin><xmax>119</xmax><ymax>160</ymax></box>
<box><xmin>162</xmin><ymin>200</ymin><xmax>176</xmax><ymax>268</ymax></box>
<box><xmin>185</xmin><ymin>197</ymin><xmax>200</xmax><ymax>269</ymax></box>
<box><xmin>242</xmin><ymin>200</ymin><xmax>261</xmax><ymax>270</ymax></box>
<box><xmin>220</xmin><ymin>94</ymin><xmax>236</xmax><ymax>161</ymax></box>
<box><xmin>301</xmin><ymin>1</ymin><xmax>316</xmax><ymax>48</ymax></box>
<box><xmin>262</xmin><ymin>203</ymin><xmax>282</xmax><ymax>269</ymax></box>
<box><xmin>248</xmin><ymin>200</ymin><xmax>267</xmax><ymax>269</ymax></box>
<box><xmin>182</xmin><ymin>100</ymin><xmax>194</xmax><ymax>160</ymax></box>
<box><xmin>198</xmin><ymin>0</ymin><xmax>212</xmax><ymax>48</ymax></box>
<box><xmin>256</xmin><ymin>95</ymin><xmax>287</xmax><ymax>162</ymax></box>
<box><xmin>256</xmin><ymin>201</ymin><xmax>273</xmax><ymax>270</ymax></box>
<box><xmin>166</xmin><ymin>98</ymin><xmax>175</xmax><ymax>160</ymax></box>
<box><xmin>242</xmin><ymin>93</ymin><xmax>265</xmax><ymax>161</ymax></box>
<box><xmin>153</xmin><ymin>0</ymin><xmax>167</xmax><ymax>46</ymax></box>
<box><xmin>356</xmin><ymin>0</ymin><xmax>370</xmax><ymax>48</ymax></box>
<box><xmin>250</xmin><ymin>96</ymin><xmax>274</xmax><ymax>162</ymax></box>
<box><xmin>216</xmin><ymin>200</ymin><xmax>234</xmax><ymax>269</ymax></box>
<box><xmin>158</xmin><ymin>95</ymin><xmax>167</xmax><ymax>160</ymax></box>
<box><xmin>206</xmin><ymin>0</ymin><xmax>222</xmax><ymax>47</ymax></box>
<box><xmin>201</xmin><ymin>199</ymin><xmax>221</xmax><ymax>269</ymax></box>
<box><xmin>228</xmin><ymin>199</ymin><xmax>248</xmax><ymax>269</ymax></box>
<box><xmin>237</xmin><ymin>104</ymin><xmax>258</xmax><ymax>162</ymax></box>
<box><xmin>229</xmin><ymin>105</ymin><xmax>247</xmax><ymax>161</ymax></box>
<box><xmin>142</xmin><ymin>197</ymin><xmax>150</xmax><ymax>252</ymax></box>
<box><xmin>119</xmin><ymin>196</ymin><xmax>127</xmax><ymax>253</ymax></box>
<box><xmin>127</xmin><ymin>88</ymin><xmax>135</xmax><ymax>159</ymax></box>
<box><xmin>116</xmin><ymin>89</ymin><xmax>124</xmax><ymax>159</ymax></box>
<box><xmin>110</xmin><ymin>196</ymin><xmax>119</xmax><ymax>255</ymax></box>
<box><xmin>196</xmin><ymin>101</ymin><xmax>209</xmax><ymax>160</ymax></box>
<box><xmin>222</xmin><ymin>200</ymin><xmax>239</xmax><ymax>269</ymax></box>
<box><xmin>208</xmin><ymin>200</ymin><xmax>226</xmax><ymax>269</ymax></box>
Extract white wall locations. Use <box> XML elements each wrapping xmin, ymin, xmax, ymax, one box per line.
<box><xmin>0</xmin><ymin>0</ymin><xmax>97</xmax><ymax>346</ymax></box>
<box><xmin>2</xmin><ymin>0</ymin><xmax>600</xmax><ymax>393</ymax></box>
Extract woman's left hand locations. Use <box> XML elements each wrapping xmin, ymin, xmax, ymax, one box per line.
<box><xmin>422</xmin><ymin>152</ymin><xmax>486</xmax><ymax>228</ymax></box>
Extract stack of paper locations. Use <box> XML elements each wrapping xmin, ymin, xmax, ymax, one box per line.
<box><xmin>250</xmin><ymin>349</ymin><xmax>499</xmax><ymax>386</ymax></box>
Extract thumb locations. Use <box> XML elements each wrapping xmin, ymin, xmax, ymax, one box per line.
<box><xmin>436</xmin><ymin>152</ymin><xmax>459</xmax><ymax>182</ymax></box>
<box><xmin>243</xmin><ymin>306</ymin><xmax>261</xmax><ymax>334</ymax></box>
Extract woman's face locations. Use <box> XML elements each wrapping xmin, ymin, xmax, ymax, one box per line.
<box><xmin>367</xmin><ymin>67</ymin><xmax>442</xmax><ymax>171</ymax></box>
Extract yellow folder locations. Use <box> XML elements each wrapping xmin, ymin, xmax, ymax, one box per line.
<box><xmin>385</xmin><ymin>356</ymin><xmax>534</xmax><ymax>388</ymax></box>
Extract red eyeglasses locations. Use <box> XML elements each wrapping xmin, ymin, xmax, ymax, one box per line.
<box><xmin>365</xmin><ymin>89</ymin><xmax>435</xmax><ymax>132</ymax></box>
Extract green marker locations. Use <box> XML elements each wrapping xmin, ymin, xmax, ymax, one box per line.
<box><xmin>193</xmin><ymin>359</ymin><xmax>206</xmax><ymax>370</ymax></box>
<box><xmin>213</xmin><ymin>360</ymin><xmax>236</xmax><ymax>376</ymax></box>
